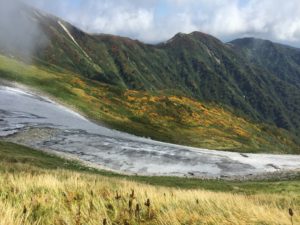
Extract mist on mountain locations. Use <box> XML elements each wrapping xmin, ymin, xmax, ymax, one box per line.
<box><xmin>0</xmin><ymin>0</ymin><xmax>48</xmax><ymax>61</ymax></box>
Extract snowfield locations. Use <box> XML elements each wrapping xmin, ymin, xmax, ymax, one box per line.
<box><xmin>1</xmin><ymin>85</ymin><xmax>300</xmax><ymax>179</ymax></box>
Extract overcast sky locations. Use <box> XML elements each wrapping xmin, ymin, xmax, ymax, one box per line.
<box><xmin>23</xmin><ymin>0</ymin><xmax>300</xmax><ymax>47</ymax></box>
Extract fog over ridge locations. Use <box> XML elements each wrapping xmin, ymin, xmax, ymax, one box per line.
<box><xmin>0</xmin><ymin>0</ymin><xmax>48</xmax><ymax>61</ymax></box>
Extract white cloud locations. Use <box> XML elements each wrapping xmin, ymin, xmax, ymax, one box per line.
<box><xmin>0</xmin><ymin>0</ymin><xmax>48</xmax><ymax>60</ymax></box>
<box><xmin>23</xmin><ymin>0</ymin><xmax>300</xmax><ymax>46</ymax></box>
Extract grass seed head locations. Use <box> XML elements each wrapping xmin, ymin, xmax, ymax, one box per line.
<box><xmin>289</xmin><ymin>208</ymin><xmax>294</xmax><ymax>217</ymax></box>
<box><xmin>135</xmin><ymin>203</ymin><xmax>140</xmax><ymax>217</ymax></box>
<box><xmin>75</xmin><ymin>204</ymin><xmax>82</xmax><ymax>225</ymax></box>
<box><xmin>145</xmin><ymin>199</ymin><xmax>151</xmax><ymax>208</ymax></box>
<box><xmin>136</xmin><ymin>203</ymin><xmax>140</xmax><ymax>212</ymax></box>
<box><xmin>23</xmin><ymin>205</ymin><xmax>27</xmax><ymax>214</ymax></box>
<box><xmin>130</xmin><ymin>189</ymin><xmax>135</xmax><ymax>199</ymax></box>
<box><xmin>129</xmin><ymin>199</ymin><xmax>133</xmax><ymax>210</ymax></box>
<box><xmin>115</xmin><ymin>191</ymin><xmax>121</xmax><ymax>200</ymax></box>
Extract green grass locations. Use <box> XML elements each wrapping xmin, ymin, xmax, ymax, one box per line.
<box><xmin>0</xmin><ymin>141</ymin><xmax>89</xmax><ymax>172</ymax></box>
<box><xmin>1</xmin><ymin>141</ymin><xmax>299</xmax><ymax>196</ymax></box>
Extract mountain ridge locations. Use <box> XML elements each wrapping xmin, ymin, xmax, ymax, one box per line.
<box><xmin>0</xmin><ymin>4</ymin><xmax>299</xmax><ymax>152</ymax></box>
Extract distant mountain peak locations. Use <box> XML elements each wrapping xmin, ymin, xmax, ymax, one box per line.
<box><xmin>162</xmin><ymin>31</ymin><xmax>222</xmax><ymax>47</ymax></box>
<box><xmin>229</xmin><ymin>37</ymin><xmax>300</xmax><ymax>51</ymax></box>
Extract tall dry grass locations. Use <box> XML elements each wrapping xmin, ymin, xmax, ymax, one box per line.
<box><xmin>0</xmin><ymin>166</ymin><xmax>298</xmax><ymax>225</ymax></box>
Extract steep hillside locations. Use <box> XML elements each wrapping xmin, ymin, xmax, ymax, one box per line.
<box><xmin>230</xmin><ymin>38</ymin><xmax>300</xmax><ymax>85</ymax></box>
<box><xmin>230</xmin><ymin>38</ymin><xmax>300</xmax><ymax>133</ymax></box>
<box><xmin>0</xmin><ymin>3</ymin><xmax>299</xmax><ymax>151</ymax></box>
<box><xmin>1</xmin><ymin>55</ymin><xmax>299</xmax><ymax>153</ymax></box>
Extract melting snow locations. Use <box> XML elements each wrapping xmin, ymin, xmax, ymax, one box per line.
<box><xmin>58</xmin><ymin>20</ymin><xmax>91</xmax><ymax>60</ymax></box>
<box><xmin>1</xmin><ymin>85</ymin><xmax>300</xmax><ymax>178</ymax></box>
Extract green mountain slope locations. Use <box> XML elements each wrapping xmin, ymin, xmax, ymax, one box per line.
<box><xmin>230</xmin><ymin>38</ymin><xmax>300</xmax><ymax>133</ymax></box>
<box><xmin>31</xmin><ymin>11</ymin><xmax>300</xmax><ymax>134</ymax></box>
<box><xmin>0</xmin><ymin>4</ymin><xmax>299</xmax><ymax>152</ymax></box>
<box><xmin>1</xmin><ymin>54</ymin><xmax>299</xmax><ymax>153</ymax></box>
<box><xmin>230</xmin><ymin>38</ymin><xmax>300</xmax><ymax>85</ymax></box>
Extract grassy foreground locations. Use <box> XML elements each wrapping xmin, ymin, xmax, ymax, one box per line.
<box><xmin>0</xmin><ymin>141</ymin><xmax>299</xmax><ymax>225</ymax></box>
